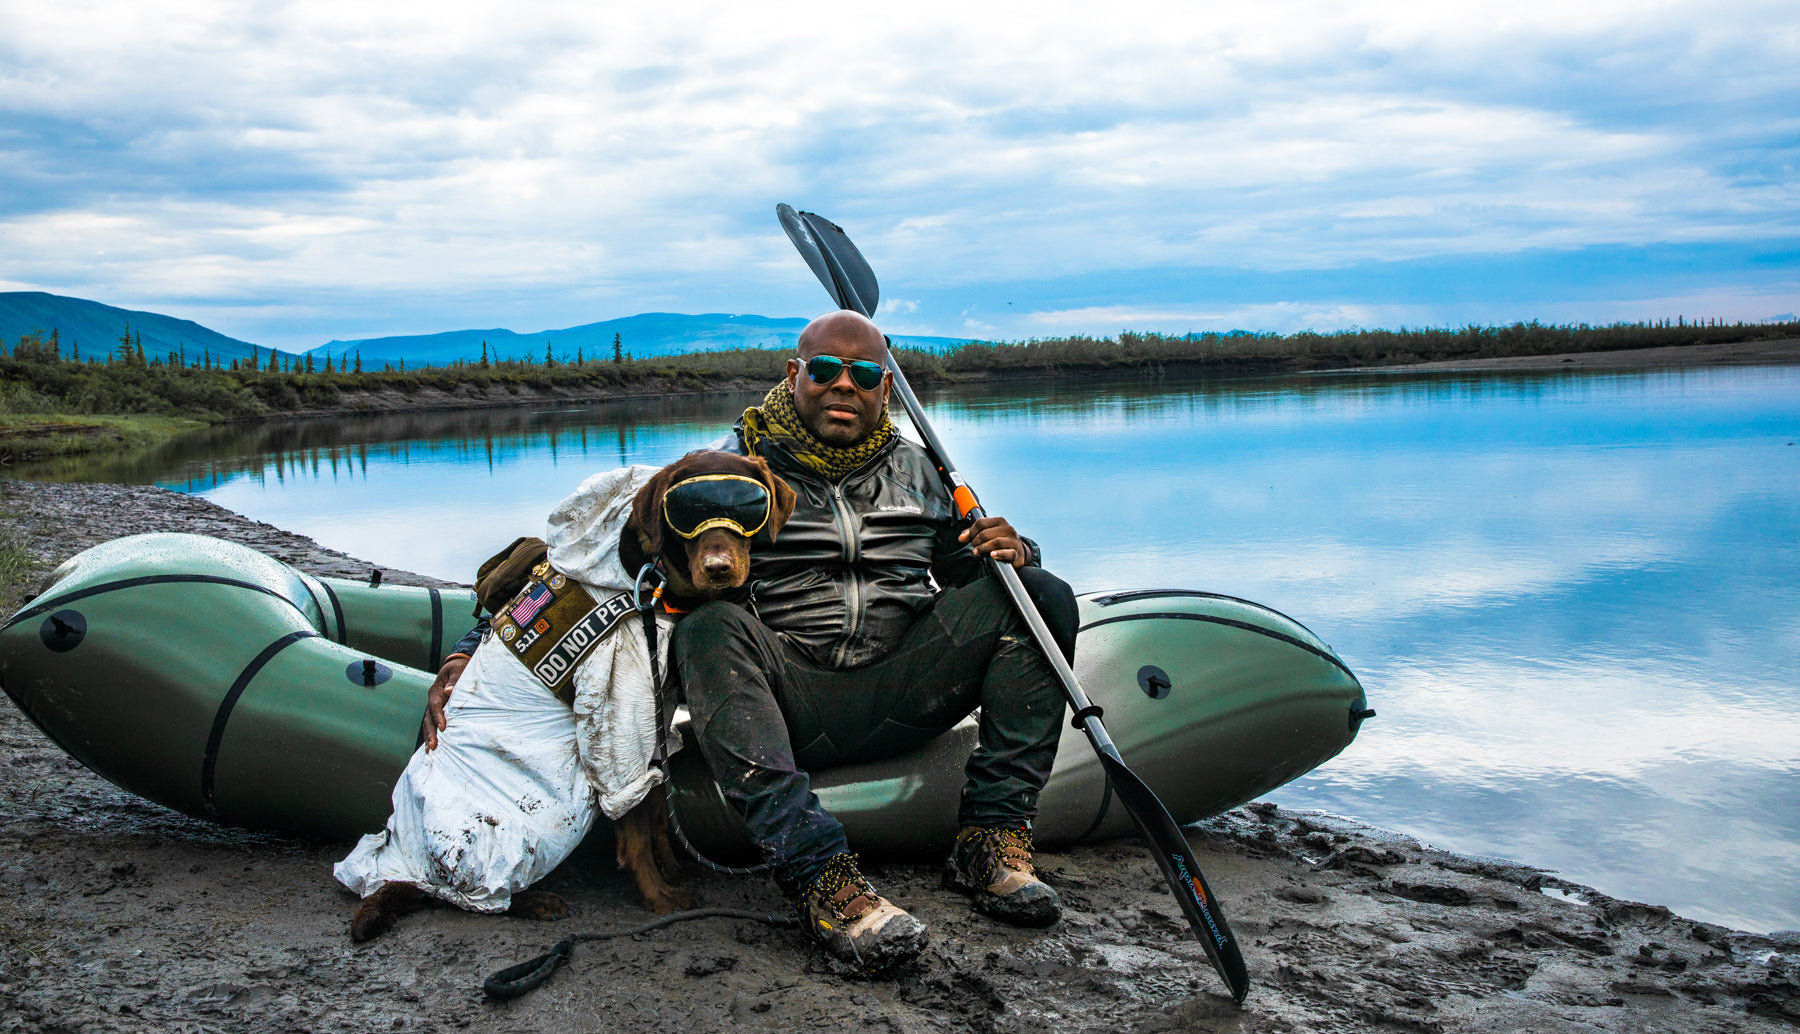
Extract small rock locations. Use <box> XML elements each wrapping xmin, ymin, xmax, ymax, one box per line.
<box><xmin>1325</xmin><ymin>845</ymin><xmax>1407</xmax><ymax>868</ymax></box>
<box><xmin>1275</xmin><ymin>886</ymin><xmax>1330</xmax><ymax>905</ymax></box>
<box><xmin>684</xmin><ymin>955</ymin><xmax>738</xmax><ymax>977</ymax></box>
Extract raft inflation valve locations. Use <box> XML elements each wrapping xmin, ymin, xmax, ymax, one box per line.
<box><xmin>1349</xmin><ymin>705</ymin><xmax>1377</xmax><ymax>729</ymax></box>
<box><xmin>347</xmin><ymin>659</ymin><xmax>392</xmax><ymax>687</ymax></box>
<box><xmin>39</xmin><ymin>610</ymin><xmax>86</xmax><ymax>653</ymax></box>
<box><xmin>1137</xmin><ymin>664</ymin><xmax>1172</xmax><ymax>700</ymax></box>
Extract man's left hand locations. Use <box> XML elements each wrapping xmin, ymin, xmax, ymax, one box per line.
<box><xmin>960</xmin><ymin>516</ymin><xmax>1031</xmax><ymax>569</ymax></box>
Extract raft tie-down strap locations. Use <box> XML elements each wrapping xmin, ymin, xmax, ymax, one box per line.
<box><xmin>482</xmin><ymin>908</ymin><xmax>799</xmax><ymax>1000</ymax></box>
<box><xmin>201</xmin><ymin>630</ymin><xmax>322</xmax><ymax>815</ymax></box>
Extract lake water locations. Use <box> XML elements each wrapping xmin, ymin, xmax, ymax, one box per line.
<box><xmin>32</xmin><ymin>365</ymin><xmax>1800</xmax><ymax>933</ymax></box>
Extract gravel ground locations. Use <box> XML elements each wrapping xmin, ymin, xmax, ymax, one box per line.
<box><xmin>2</xmin><ymin>479</ymin><xmax>1797</xmax><ymax>1033</ymax></box>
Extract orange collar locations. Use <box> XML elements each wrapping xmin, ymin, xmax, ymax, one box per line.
<box><xmin>650</xmin><ymin>586</ymin><xmax>689</xmax><ymax>615</ymax></box>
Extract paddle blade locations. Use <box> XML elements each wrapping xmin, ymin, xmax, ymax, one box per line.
<box><xmin>1095</xmin><ymin>746</ymin><xmax>1251</xmax><ymax>1002</ymax></box>
<box><xmin>775</xmin><ymin>204</ymin><xmax>879</xmax><ymax>317</ymax></box>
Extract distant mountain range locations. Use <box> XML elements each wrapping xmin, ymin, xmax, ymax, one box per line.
<box><xmin>0</xmin><ymin>292</ymin><xmax>974</xmax><ymax>368</ymax></box>
<box><xmin>0</xmin><ymin>291</ymin><xmax>277</xmax><ymax>364</ymax></box>
<box><xmin>310</xmin><ymin>313</ymin><xmax>972</xmax><ymax>367</ymax></box>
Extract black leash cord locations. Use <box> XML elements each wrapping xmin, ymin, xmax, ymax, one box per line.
<box><xmin>635</xmin><ymin>562</ymin><xmax>771</xmax><ymax>877</ymax></box>
<box><xmin>484</xmin><ymin>907</ymin><xmax>800</xmax><ymax>1000</ymax></box>
<box><xmin>663</xmin><ymin>783</ymin><xmax>770</xmax><ymax>875</ymax></box>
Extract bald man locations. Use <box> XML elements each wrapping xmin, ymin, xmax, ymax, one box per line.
<box><xmin>674</xmin><ymin>310</ymin><xmax>1078</xmax><ymax>969</ymax></box>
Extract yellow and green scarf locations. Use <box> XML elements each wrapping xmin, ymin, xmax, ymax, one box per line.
<box><xmin>741</xmin><ymin>380</ymin><xmax>894</xmax><ymax>482</ymax></box>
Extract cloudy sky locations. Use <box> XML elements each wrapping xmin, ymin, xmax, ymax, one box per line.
<box><xmin>2</xmin><ymin>0</ymin><xmax>1796</xmax><ymax>349</ymax></box>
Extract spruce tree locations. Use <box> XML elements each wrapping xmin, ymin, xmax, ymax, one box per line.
<box><xmin>613</xmin><ymin>333</ymin><xmax>623</xmax><ymax>364</ymax></box>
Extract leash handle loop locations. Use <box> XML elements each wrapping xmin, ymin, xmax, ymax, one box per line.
<box><xmin>482</xmin><ymin>936</ymin><xmax>575</xmax><ymax>1000</ymax></box>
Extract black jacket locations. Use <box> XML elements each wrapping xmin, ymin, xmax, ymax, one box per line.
<box><xmin>718</xmin><ymin>422</ymin><xmax>1039</xmax><ymax>670</ymax></box>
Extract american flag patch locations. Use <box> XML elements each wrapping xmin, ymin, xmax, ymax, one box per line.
<box><xmin>510</xmin><ymin>582</ymin><xmax>554</xmax><ymax>624</ymax></box>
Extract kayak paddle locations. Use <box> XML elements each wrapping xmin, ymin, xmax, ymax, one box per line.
<box><xmin>776</xmin><ymin>203</ymin><xmax>1251</xmax><ymax>1003</ymax></box>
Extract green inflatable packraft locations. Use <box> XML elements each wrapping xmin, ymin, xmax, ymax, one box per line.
<box><xmin>0</xmin><ymin>533</ymin><xmax>1372</xmax><ymax>855</ymax></box>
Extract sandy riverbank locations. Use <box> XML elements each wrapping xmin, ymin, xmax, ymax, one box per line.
<box><xmin>1</xmin><ymin>479</ymin><xmax>1796</xmax><ymax>1033</ymax></box>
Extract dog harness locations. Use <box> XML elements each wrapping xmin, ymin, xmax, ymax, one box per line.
<box><xmin>491</xmin><ymin>562</ymin><xmax>638</xmax><ymax>704</ymax></box>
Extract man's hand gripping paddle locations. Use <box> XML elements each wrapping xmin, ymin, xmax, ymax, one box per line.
<box><xmin>776</xmin><ymin>204</ymin><xmax>1251</xmax><ymax>1003</ymax></box>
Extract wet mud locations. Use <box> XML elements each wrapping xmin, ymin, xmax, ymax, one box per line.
<box><xmin>3</xmin><ymin>479</ymin><xmax>1798</xmax><ymax>1032</ymax></box>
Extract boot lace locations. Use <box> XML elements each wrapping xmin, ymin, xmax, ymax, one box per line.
<box><xmin>963</xmin><ymin>826</ymin><xmax>1036</xmax><ymax>883</ymax></box>
<box><xmin>807</xmin><ymin>853</ymin><xmax>880</xmax><ymax>922</ymax></box>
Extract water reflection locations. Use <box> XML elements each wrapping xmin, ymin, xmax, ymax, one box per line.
<box><xmin>20</xmin><ymin>366</ymin><xmax>1800</xmax><ymax>933</ymax></box>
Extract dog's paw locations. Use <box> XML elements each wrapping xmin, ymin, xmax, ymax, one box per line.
<box><xmin>644</xmin><ymin>885</ymin><xmax>695</xmax><ymax>914</ymax></box>
<box><xmin>507</xmin><ymin>890</ymin><xmax>573</xmax><ymax>921</ymax></box>
<box><xmin>351</xmin><ymin>882</ymin><xmax>428</xmax><ymax>943</ymax></box>
<box><xmin>350</xmin><ymin>902</ymin><xmax>396</xmax><ymax>944</ymax></box>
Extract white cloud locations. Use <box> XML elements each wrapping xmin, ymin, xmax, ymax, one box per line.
<box><xmin>0</xmin><ymin>0</ymin><xmax>1795</xmax><ymax>346</ymax></box>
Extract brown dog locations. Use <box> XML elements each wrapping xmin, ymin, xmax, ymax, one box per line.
<box><xmin>609</xmin><ymin>450</ymin><xmax>795</xmax><ymax>913</ymax></box>
<box><xmin>350</xmin><ymin>451</ymin><xmax>794</xmax><ymax>942</ymax></box>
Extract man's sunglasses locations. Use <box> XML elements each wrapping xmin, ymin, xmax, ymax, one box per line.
<box><xmin>802</xmin><ymin>354</ymin><xmax>886</xmax><ymax>392</ymax></box>
<box><xmin>662</xmin><ymin>474</ymin><xmax>772</xmax><ymax>539</ymax></box>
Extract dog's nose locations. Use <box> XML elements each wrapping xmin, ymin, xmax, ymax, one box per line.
<box><xmin>702</xmin><ymin>555</ymin><xmax>734</xmax><ymax>577</ymax></box>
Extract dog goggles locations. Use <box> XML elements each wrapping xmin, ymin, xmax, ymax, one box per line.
<box><xmin>802</xmin><ymin>354</ymin><xmax>886</xmax><ymax>391</ymax></box>
<box><xmin>661</xmin><ymin>474</ymin><xmax>772</xmax><ymax>539</ymax></box>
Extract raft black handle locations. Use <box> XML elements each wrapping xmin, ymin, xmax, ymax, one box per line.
<box><xmin>362</xmin><ymin>659</ymin><xmax>378</xmax><ymax>687</ymax></box>
<box><xmin>368</xmin><ymin>569</ymin><xmax>383</xmax><ymax>588</ymax></box>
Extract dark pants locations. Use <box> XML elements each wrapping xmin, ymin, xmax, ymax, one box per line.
<box><xmin>672</xmin><ymin>567</ymin><xmax>1077</xmax><ymax>895</ymax></box>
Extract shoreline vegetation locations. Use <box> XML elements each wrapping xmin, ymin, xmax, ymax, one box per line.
<box><xmin>3</xmin><ymin>318</ymin><xmax>1798</xmax><ymax>466</ymax></box>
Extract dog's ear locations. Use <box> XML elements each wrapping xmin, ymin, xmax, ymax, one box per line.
<box><xmin>630</xmin><ymin>464</ymin><xmax>682</xmax><ymax>557</ymax></box>
<box><xmin>749</xmin><ymin>457</ymin><xmax>799</xmax><ymax>543</ymax></box>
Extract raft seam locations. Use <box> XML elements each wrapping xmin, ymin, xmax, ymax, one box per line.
<box><xmin>1075</xmin><ymin>612</ymin><xmax>1359</xmax><ymax>681</ymax></box>
<box><xmin>2</xmin><ymin>576</ymin><xmax>306</xmax><ymax>634</ymax></box>
<box><xmin>320</xmin><ymin>581</ymin><xmax>347</xmax><ymax>644</ymax></box>
<box><xmin>428</xmin><ymin>587</ymin><xmax>443</xmax><ymax>669</ymax></box>
<box><xmin>295</xmin><ymin>578</ymin><xmax>332</xmax><ymax>639</ymax></box>
<box><xmin>200</xmin><ymin>630</ymin><xmax>321</xmax><ymax>816</ymax></box>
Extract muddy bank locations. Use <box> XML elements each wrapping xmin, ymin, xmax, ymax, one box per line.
<box><xmin>2</xmin><ymin>479</ymin><xmax>1797</xmax><ymax>1033</ymax></box>
<box><xmin>1352</xmin><ymin>336</ymin><xmax>1800</xmax><ymax>373</ymax></box>
<box><xmin>257</xmin><ymin>375</ymin><xmax>773</xmax><ymax>422</ymax></box>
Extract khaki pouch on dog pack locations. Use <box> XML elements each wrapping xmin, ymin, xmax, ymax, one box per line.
<box><xmin>490</xmin><ymin>562</ymin><xmax>639</xmax><ymax>705</ymax></box>
<box><xmin>473</xmin><ymin>536</ymin><xmax>550</xmax><ymax>618</ymax></box>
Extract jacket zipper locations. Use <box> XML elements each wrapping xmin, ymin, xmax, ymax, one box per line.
<box><xmin>830</xmin><ymin>478</ymin><xmax>861</xmax><ymax>667</ymax></box>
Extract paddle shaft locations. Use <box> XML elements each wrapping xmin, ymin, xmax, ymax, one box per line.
<box><xmin>884</xmin><ymin>351</ymin><xmax>1249</xmax><ymax>1001</ymax></box>
<box><xmin>779</xmin><ymin>202</ymin><xmax>1249</xmax><ymax>1001</ymax></box>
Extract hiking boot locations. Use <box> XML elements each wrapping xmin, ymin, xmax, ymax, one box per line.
<box><xmin>943</xmin><ymin>826</ymin><xmax>1060</xmax><ymax>927</ymax></box>
<box><xmin>795</xmin><ymin>853</ymin><xmax>927</xmax><ymax>970</ymax></box>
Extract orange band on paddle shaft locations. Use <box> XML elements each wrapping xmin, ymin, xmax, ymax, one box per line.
<box><xmin>952</xmin><ymin>485</ymin><xmax>979</xmax><ymax>518</ymax></box>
